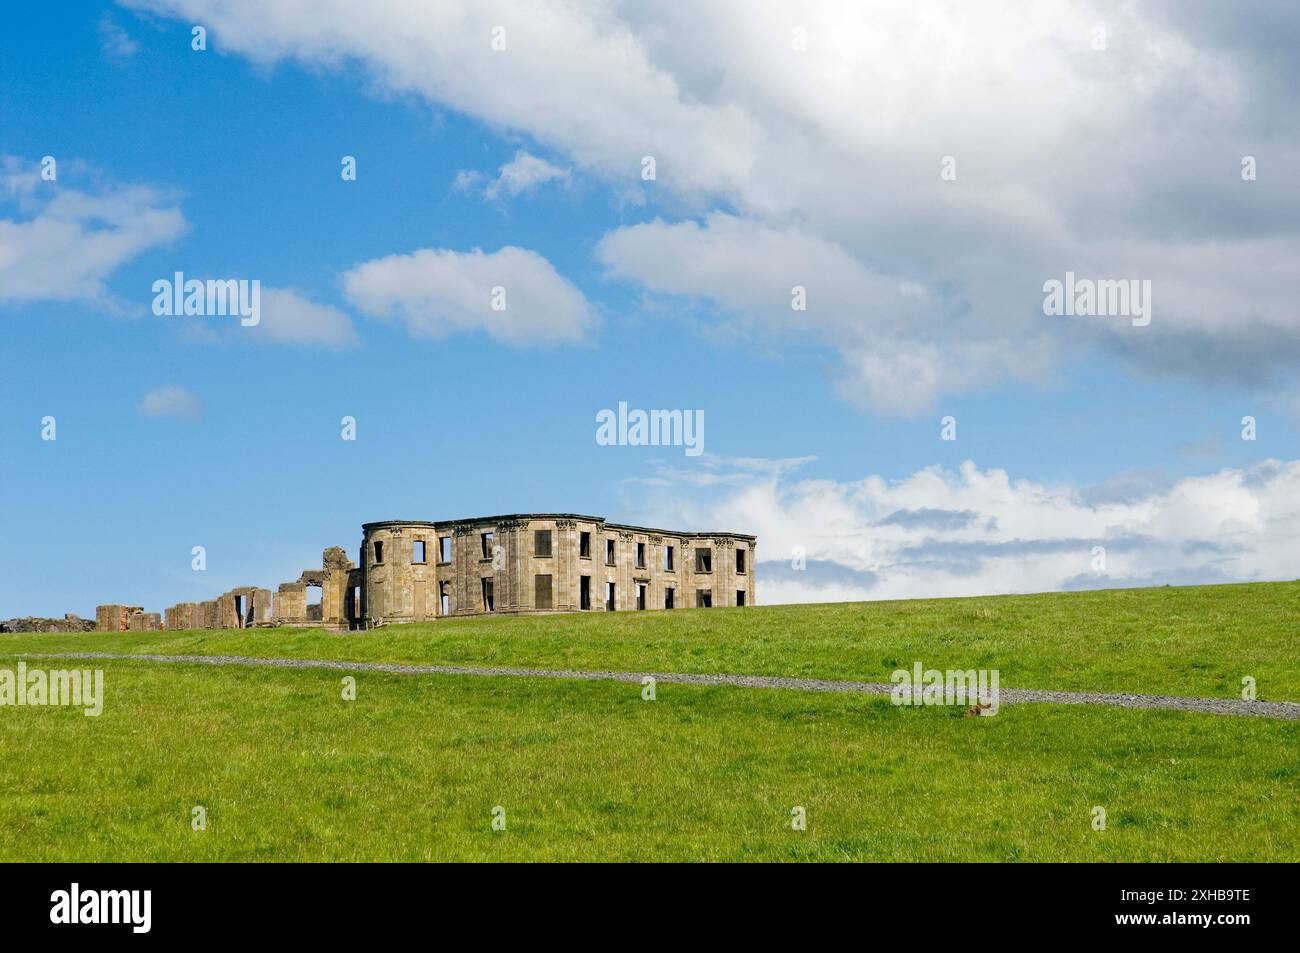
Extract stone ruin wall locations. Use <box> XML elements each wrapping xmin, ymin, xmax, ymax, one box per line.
<box><xmin>272</xmin><ymin>546</ymin><xmax>359</xmax><ymax>630</ymax></box>
<box><xmin>83</xmin><ymin>519</ymin><xmax>756</xmax><ymax>633</ymax></box>
<box><xmin>128</xmin><ymin>612</ymin><xmax>163</xmax><ymax>632</ymax></box>
<box><xmin>164</xmin><ymin>603</ymin><xmax>198</xmax><ymax>630</ymax></box>
<box><xmin>91</xmin><ymin>547</ymin><xmax>355</xmax><ymax>633</ymax></box>
<box><xmin>94</xmin><ymin>604</ymin><xmax>145</xmax><ymax>632</ymax></box>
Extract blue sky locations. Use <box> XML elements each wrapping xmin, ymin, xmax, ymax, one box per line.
<box><xmin>3</xmin><ymin>1</ymin><xmax>1299</xmax><ymax>615</ymax></box>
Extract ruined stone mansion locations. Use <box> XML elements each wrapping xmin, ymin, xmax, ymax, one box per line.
<box><xmin>95</xmin><ymin>515</ymin><xmax>757</xmax><ymax>632</ymax></box>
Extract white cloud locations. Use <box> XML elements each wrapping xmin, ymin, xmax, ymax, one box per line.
<box><xmin>457</xmin><ymin>151</ymin><xmax>569</xmax><ymax>202</ymax></box>
<box><xmin>163</xmin><ymin>284</ymin><xmax>358</xmax><ymax>350</ymax></box>
<box><xmin>126</xmin><ymin>1</ymin><xmax>1300</xmax><ymax>410</ymax></box>
<box><xmin>253</xmin><ymin>287</ymin><xmax>357</xmax><ymax>348</ymax></box>
<box><xmin>596</xmin><ymin>214</ymin><xmax>1048</xmax><ymax>414</ymax></box>
<box><xmin>0</xmin><ymin>156</ymin><xmax>186</xmax><ymax>306</ymax></box>
<box><xmin>126</xmin><ymin>0</ymin><xmax>761</xmax><ymax>196</ymax></box>
<box><xmin>99</xmin><ymin>14</ymin><xmax>140</xmax><ymax>60</ymax></box>
<box><xmin>629</xmin><ymin>456</ymin><xmax>1300</xmax><ymax>604</ymax></box>
<box><xmin>137</xmin><ymin>385</ymin><xmax>202</xmax><ymax>418</ymax></box>
<box><xmin>342</xmin><ymin>246</ymin><xmax>593</xmax><ymax>345</ymax></box>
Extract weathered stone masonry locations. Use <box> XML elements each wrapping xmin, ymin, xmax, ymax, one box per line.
<box><xmin>360</xmin><ymin>515</ymin><xmax>756</xmax><ymax>627</ymax></box>
<box><xmin>272</xmin><ymin>546</ymin><xmax>360</xmax><ymax>630</ymax></box>
<box><xmin>95</xmin><ymin>514</ymin><xmax>755</xmax><ymax>632</ymax></box>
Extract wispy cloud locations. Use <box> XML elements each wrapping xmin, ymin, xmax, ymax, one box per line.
<box><xmin>625</xmin><ymin>454</ymin><xmax>818</xmax><ymax>488</ymax></box>
<box><xmin>99</xmin><ymin>14</ymin><xmax>139</xmax><ymax>60</ymax></box>
<box><xmin>137</xmin><ymin>385</ymin><xmax>201</xmax><ymax>418</ymax></box>
<box><xmin>0</xmin><ymin>155</ymin><xmax>186</xmax><ymax>307</ymax></box>
<box><xmin>456</xmin><ymin>151</ymin><xmax>569</xmax><ymax>202</ymax></box>
<box><xmin>253</xmin><ymin>287</ymin><xmax>357</xmax><ymax>348</ymax></box>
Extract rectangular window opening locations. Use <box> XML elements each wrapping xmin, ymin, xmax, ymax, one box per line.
<box><xmin>439</xmin><ymin>536</ymin><xmax>451</xmax><ymax>563</ymax></box>
<box><xmin>736</xmin><ymin>590</ymin><xmax>746</xmax><ymax>607</ymax></box>
<box><xmin>665</xmin><ymin>587</ymin><xmax>674</xmax><ymax>610</ymax></box>
<box><xmin>535</xmin><ymin>574</ymin><xmax>553</xmax><ymax>610</ymax></box>
<box><xmin>736</xmin><ymin>548</ymin><xmax>746</xmax><ymax>574</ymax></box>
<box><xmin>481</xmin><ymin>578</ymin><xmax>495</xmax><ymax>612</ymax></box>
<box><xmin>696</xmin><ymin>589</ymin><xmax>712</xmax><ymax>608</ymax></box>
<box><xmin>306</xmin><ymin>584</ymin><xmax>323</xmax><ymax>622</ymax></box>
<box><xmin>636</xmin><ymin>583</ymin><xmax>647</xmax><ymax>610</ymax></box>
<box><xmin>373</xmin><ymin>541</ymin><xmax>384</xmax><ymax>564</ymax></box>
<box><xmin>635</xmin><ymin>542</ymin><xmax>646</xmax><ymax>569</ymax></box>
<box><xmin>579</xmin><ymin>531</ymin><xmax>592</xmax><ymax>558</ymax></box>
<box><xmin>695</xmin><ymin>547</ymin><xmax>712</xmax><ymax>573</ymax></box>
<box><xmin>580</xmin><ymin>575</ymin><xmax>591</xmax><ymax>610</ymax></box>
<box><xmin>481</xmin><ymin>532</ymin><xmax>494</xmax><ymax>560</ymax></box>
<box><xmin>534</xmin><ymin>529</ymin><xmax>552</xmax><ymax>557</ymax></box>
<box><xmin>606</xmin><ymin>581</ymin><xmax>616</xmax><ymax>612</ymax></box>
<box><xmin>664</xmin><ymin>545</ymin><xmax>675</xmax><ymax>571</ymax></box>
<box><xmin>605</xmin><ymin>539</ymin><xmax>616</xmax><ymax>565</ymax></box>
<box><xmin>413</xmin><ymin>539</ymin><xmax>427</xmax><ymax>563</ymax></box>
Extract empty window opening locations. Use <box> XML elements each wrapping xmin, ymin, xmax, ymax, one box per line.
<box><xmin>696</xmin><ymin>589</ymin><xmax>712</xmax><ymax>608</ymax></box>
<box><xmin>579</xmin><ymin>532</ymin><xmax>592</xmax><ymax>558</ymax></box>
<box><xmin>606</xmin><ymin>582</ymin><xmax>616</xmax><ymax>612</ymax></box>
<box><xmin>695</xmin><ymin>548</ymin><xmax>712</xmax><ymax>573</ymax></box>
<box><xmin>665</xmin><ymin>587</ymin><xmax>675</xmax><ymax>610</ymax></box>
<box><xmin>535</xmin><ymin>574</ymin><xmax>553</xmax><ymax>610</ymax></box>
<box><xmin>636</xmin><ymin>583</ymin><xmax>647</xmax><ymax>610</ymax></box>
<box><xmin>439</xmin><ymin>536</ymin><xmax>451</xmax><ymax>563</ymax></box>
<box><xmin>413</xmin><ymin>540</ymin><xmax>427</xmax><ymax>563</ymax></box>
<box><xmin>306</xmin><ymin>583</ymin><xmax>323</xmax><ymax>622</ymax></box>
<box><xmin>439</xmin><ymin>582</ymin><xmax>450</xmax><ymax>617</ymax></box>
<box><xmin>605</xmin><ymin>539</ymin><xmax>616</xmax><ymax>564</ymax></box>
<box><xmin>481</xmin><ymin>578</ymin><xmax>495</xmax><ymax>612</ymax></box>
<box><xmin>373</xmin><ymin>541</ymin><xmax>384</xmax><ymax>564</ymax></box>
<box><xmin>736</xmin><ymin>548</ymin><xmax>746</xmax><ymax>573</ymax></box>
<box><xmin>234</xmin><ymin>594</ymin><xmax>250</xmax><ymax>628</ymax></box>
<box><xmin>736</xmin><ymin>590</ymin><xmax>746</xmax><ymax>606</ymax></box>
<box><xmin>664</xmin><ymin>545</ymin><xmax>675</xmax><ymax>571</ymax></box>
<box><xmin>350</xmin><ymin>586</ymin><xmax>362</xmax><ymax>623</ymax></box>
<box><xmin>580</xmin><ymin>575</ymin><xmax>591</xmax><ymax>610</ymax></box>
<box><xmin>480</xmin><ymin>532</ymin><xmax>494</xmax><ymax>559</ymax></box>
<box><xmin>636</xmin><ymin>542</ymin><xmax>646</xmax><ymax>569</ymax></box>
<box><xmin>534</xmin><ymin>530</ymin><xmax>552</xmax><ymax>557</ymax></box>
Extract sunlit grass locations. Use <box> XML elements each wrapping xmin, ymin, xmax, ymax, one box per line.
<box><xmin>7</xmin><ymin>581</ymin><xmax>1298</xmax><ymax>700</ymax></box>
<box><xmin>1</xmin><ymin>661</ymin><xmax>1296</xmax><ymax>861</ymax></box>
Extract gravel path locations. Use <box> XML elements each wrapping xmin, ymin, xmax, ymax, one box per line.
<box><xmin>11</xmin><ymin>651</ymin><xmax>1300</xmax><ymax>721</ymax></box>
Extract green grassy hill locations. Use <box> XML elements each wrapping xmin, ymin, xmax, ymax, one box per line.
<box><xmin>8</xmin><ymin>580</ymin><xmax>1299</xmax><ymax>699</ymax></box>
<box><xmin>2</xmin><ymin>582</ymin><xmax>1297</xmax><ymax>861</ymax></box>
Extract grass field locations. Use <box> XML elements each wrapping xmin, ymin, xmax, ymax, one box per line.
<box><xmin>2</xmin><ymin>663</ymin><xmax>1297</xmax><ymax>861</ymax></box>
<box><xmin>2</xmin><ymin>582</ymin><xmax>1298</xmax><ymax>861</ymax></box>
<box><xmin>6</xmin><ymin>581</ymin><xmax>1298</xmax><ymax>699</ymax></box>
